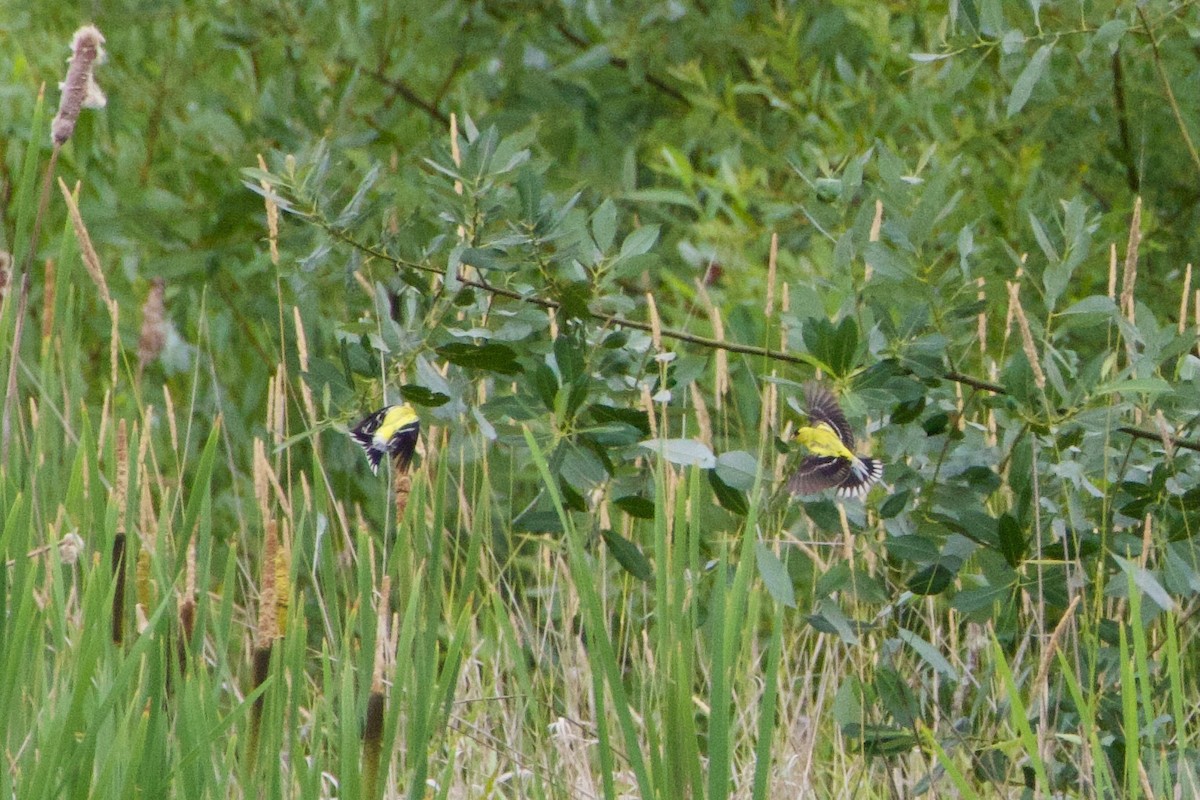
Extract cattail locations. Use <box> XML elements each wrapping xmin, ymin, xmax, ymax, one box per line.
<box><xmin>689</xmin><ymin>382</ymin><xmax>712</xmax><ymax>449</ymax></box>
<box><xmin>0</xmin><ymin>250</ymin><xmax>10</xmax><ymax>306</ymax></box>
<box><xmin>393</xmin><ymin>466</ymin><xmax>412</xmax><ymax>522</ymax></box>
<box><xmin>1120</xmin><ymin>197</ymin><xmax>1142</xmax><ymax>323</ymax></box>
<box><xmin>256</xmin><ymin>154</ymin><xmax>279</xmax><ymax>265</ymax></box>
<box><xmin>137</xmin><ymin>278</ymin><xmax>166</xmax><ymax>379</ymax></box>
<box><xmin>41</xmin><ymin>259</ymin><xmax>55</xmax><ymax>340</ymax></box>
<box><xmin>112</xmin><ymin>419</ymin><xmax>129</xmax><ymax>644</ymax></box>
<box><xmin>694</xmin><ymin>279</ymin><xmax>728</xmax><ymax>406</ymax></box>
<box><xmin>274</xmin><ymin>522</ymin><xmax>291</xmax><ymax>636</ymax></box>
<box><xmin>58</xmin><ymin>178</ymin><xmax>112</xmax><ymax>307</ymax></box>
<box><xmin>1179</xmin><ymin>265</ymin><xmax>1192</xmax><ymax>335</ymax></box>
<box><xmin>1007</xmin><ymin>281</ymin><xmax>1046</xmax><ymax>390</ymax></box>
<box><xmin>976</xmin><ymin>277</ymin><xmax>988</xmax><ymax>358</ymax></box>
<box><xmin>645</xmin><ymin>291</ymin><xmax>663</xmax><ymax>352</ymax></box>
<box><xmin>58</xmin><ymin>531</ymin><xmax>85</xmax><ymax>565</ymax></box>
<box><xmin>257</xmin><ymin>521</ymin><xmax>279</xmax><ymax>649</ymax></box>
<box><xmin>1153</xmin><ymin>410</ymin><xmax>1175</xmax><ymax>461</ymax></box>
<box><xmin>136</xmin><ymin>482</ymin><xmax>155</xmax><ymax>616</ymax></box>
<box><xmin>363</xmin><ymin>576</ymin><xmax>392</xmax><ymax>795</ymax></box>
<box><xmin>247</xmin><ymin>520</ymin><xmax>279</xmax><ymax>768</ymax></box>
<box><xmin>640</xmin><ymin>384</ymin><xmax>657</xmax><ymax>438</ymax></box>
<box><xmin>764</xmin><ymin>232</ymin><xmax>778</xmax><ymax>318</ymax></box>
<box><xmin>176</xmin><ymin>538</ymin><xmax>197</xmax><ymax>676</ymax></box>
<box><xmin>51</xmin><ymin>25</ymin><xmax>106</xmax><ymax>147</ymax></box>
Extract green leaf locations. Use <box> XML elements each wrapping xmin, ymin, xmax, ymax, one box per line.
<box><xmin>906</xmin><ymin>562</ymin><xmax>957</xmax><ymax>595</ymax></box>
<box><xmin>1113</xmin><ymin>555</ymin><xmax>1176</xmax><ymax>612</ymax></box>
<box><xmin>459</xmin><ymin>247</ymin><xmax>513</xmax><ymax>272</ymax></box>
<box><xmin>436</xmin><ymin>342</ymin><xmax>522</xmax><ymax>375</ymax></box>
<box><xmin>601</xmin><ymin>528</ymin><xmax>653</xmax><ymax>581</ymax></box>
<box><xmin>806</xmin><ymin>599</ymin><xmax>860</xmax><ymax>645</ymax></box>
<box><xmin>755</xmin><ymin>543</ymin><xmax>797</xmax><ymax>608</ymax></box>
<box><xmin>398</xmin><ymin>384</ymin><xmax>451</xmax><ymax>408</ymax></box>
<box><xmin>1060</xmin><ymin>295</ymin><xmax>1117</xmax><ymax>316</ymax></box>
<box><xmin>592</xmin><ymin>199</ymin><xmax>618</xmax><ymax>252</ymax></box>
<box><xmin>638</xmin><ymin>438</ymin><xmax>716</xmax><ymax>468</ymax></box>
<box><xmin>620</xmin><ymin>225</ymin><xmax>660</xmax><ymax>258</ymax></box>
<box><xmin>1093</xmin><ymin>378</ymin><xmax>1174</xmax><ymax>397</ymax></box>
<box><xmin>590</xmin><ymin>404</ymin><xmax>650</xmax><ymax>436</ymax></box>
<box><xmin>714</xmin><ymin>450</ymin><xmax>758</xmax><ymax>490</ymax></box>
<box><xmin>1094</xmin><ymin>19</ymin><xmax>1128</xmax><ymax>52</ymax></box>
<box><xmin>614</xmin><ymin>495</ymin><xmax>656</xmax><ymax>519</ymax></box>
<box><xmin>708</xmin><ymin>470</ymin><xmax>748</xmax><ymax>516</ymax></box>
<box><xmin>997</xmin><ymin>513</ymin><xmax>1027</xmax><ymax>568</ymax></box>
<box><xmin>1007</xmin><ymin>43</ymin><xmax>1054</xmax><ymax>117</ymax></box>
<box><xmin>879</xmin><ymin>490</ymin><xmax>909</xmax><ymax>519</ymax></box>
<box><xmin>801</xmin><ymin>316</ymin><xmax>860</xmax><ymax>378</ymax></box>
<box><xmin>897</xmin><ymin>628</ymin><xmax>958</xmax><ymax>680</ymax></box>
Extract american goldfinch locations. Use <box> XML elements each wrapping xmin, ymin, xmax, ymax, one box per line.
<box><xmin>788</xmin><ymin>383</ymin><xmax>882</xmax><ymax>499</ymax></box>
<box><xmin>350</xmin><ymin>404</ymin><xmax>420</xmax><ymax>475</ymax></box>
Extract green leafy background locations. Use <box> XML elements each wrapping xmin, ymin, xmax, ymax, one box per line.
<box><xmin>3</xmin><ymin>1</ymin><xmax>1200</xmax><ymax>797</ymax></box>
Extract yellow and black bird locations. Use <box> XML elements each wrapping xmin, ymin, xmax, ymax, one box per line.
<box><xmin>350</xmin><ymin>404</ymin><xmax>420</xmax><ymax>475</ymax></box>
<box><xmin>788</xmin><ymin>383</ymin><xmax>883</xmax><ymax>499</ymax></box>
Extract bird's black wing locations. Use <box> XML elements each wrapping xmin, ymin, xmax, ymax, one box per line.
<box><xmin>350</xmin><ymin>408</ymin><xmax>388</xmax><ymax>449</ymax></box>
<box><xmin>804</xmin><ymin>383</ymin><xmax>855</xmax><ymax>449</ymax></box>
<box><xmin>386</xmin><ymin>422</ymin><xmax>421</xmax><ymax>473</ymax></box>
<box><xmin>788</xmin><ymin>455</ymin><xmax>853</xmax><ymax>496</ymax></box>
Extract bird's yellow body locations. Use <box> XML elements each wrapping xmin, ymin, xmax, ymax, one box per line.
<box><xmin>794</xmin><ymin>422</ymin><xmax>857</xmax><ymax>461</ymax></box>
<box><xmin>788</xmin><ymin>384</ymin><xmax>883</xmax><ymax>499</ymax></box>
<box><xmin>371</xmin><ymin>404</ymin><xmax>419</xmax><ymax>445</ymax></box>
<box><xmin>351</xmin><ymin>403</ymin><xmax>421</xmax><ymax>475</ymax></box>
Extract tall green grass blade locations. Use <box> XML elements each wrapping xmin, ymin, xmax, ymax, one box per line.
<box><xmin>522</xmin><ymin>426</ymin><xmax>654</xmax><ymax>799</ymax></box>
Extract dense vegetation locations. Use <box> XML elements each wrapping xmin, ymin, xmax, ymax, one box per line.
<box><xmin>3</xmin><ymin>2</ymin><xmax>1200</xmax><ymax>797</ymax></box>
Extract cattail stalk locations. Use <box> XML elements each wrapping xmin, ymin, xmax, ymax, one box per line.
<box><xmin>362</xmin><ymin>576</ymin><xmax>392</xmax><ymax>797</ymax></box>
<box><xmin>1007</xmin><ymin>281</ymin><xmax>1047</xmax><ymax>391</ymax></box>
<box><xmin>3</xmin><ymin>27</ymin><xmax>107</xmax><ymax>463</ymax></box>
<box><xmin>864</xmin><ymin>198</ymin><xmax>883</xmax><ymax>282</ymax></box>
<box><xmin>764</xmin><ymin>232</ymin><xmax>778</xmax><ymax>319</ymax></box>
<box><xmin>137</xmin><ymin>278</ymin><xmax>166</xmax><ymax>381</ymax></box>
<box><xmin>111</xmin><ymin>420</ymin><xmax>129</xmax><ymax>644</ymax></box>
<box><xmin>1119</xmin><ymin>200</ymin><xmax>1142</xmax><ymax>370</ymax></box>
<box><xmin>1119</xmin><ymin>198</ymin><xmax>1142</xmax><ymax>322</ymax></box>
<box><xmin>645</xmin><ymin>291</ymin><xmax>663</xmax><ymax>352</ymax></box>
<box><xmin>1179</xmin><ymin>265</ymin><xmax>1192</xmax><ymax>335</ymax></box>
<box><xmin>176</xmin><ymin>538</ymin><xmax>197</xmax><ymax>677</ymax></box>
<box><xmin>694</xmin><ymin>279</ymin><xmax>728</xmax><ymax>407</ymax></box>
<box><xmin>247</xmin><ymin>519</ymin><xmax>279</xmax><ymax>770</ymax></box>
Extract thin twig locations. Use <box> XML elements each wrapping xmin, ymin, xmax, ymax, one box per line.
<box><xmin>323</xmin><ymin>223</ymin><xmax>817</xmax><ymax>367</ymax></box>
<box><xmin>1118</xmin><ymin>426</ymin><xmax>1200</xmax><ymax>454</ymax></box>
<box><xmin>324</xmin><ymin>223</ymin><xmax>1200</xmax><ymax>456</ymax></box>
<box><xmin>552</xmin><ymin>22</ymin><xmax>688</xmax><ymax>104</ymax></box>
<box><xmin>350</xmin><ymin>59</ymin><xmax>449</xmax><ymax>125</ymax></box>
<box><xmin>1138</xmin><ymin>6</ymin><xmax>1200</xmax><ymax>181</ymax></box>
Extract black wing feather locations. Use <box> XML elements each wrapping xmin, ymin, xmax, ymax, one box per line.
<box><xmin>788</xmin><ymin>455</ymin><xmax>853</xmax><ymax>495</ymax></box>
<box><xmin>350</xmin><ymin>408</ymin><xmax>388</xmax><ymax>448</ymax></box>
<box><xmin>804</xmin><ymin>383</ymin><xmax>855</xmax><ymax>449</ymax></box>
<box><xmin>386</xmin><ymin>422</ymin><xmax>420</xmax><ymax>473</ymax></box>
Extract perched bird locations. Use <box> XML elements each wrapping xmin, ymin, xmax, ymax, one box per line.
<box><xmin>350</xmin><ymin>404</ymin><xmax>420</xmax><ymax>475</ymax></box>
<box><xmin>788</xmin><ymin>383</ymin><xmax>883</xmax><ymax>499</ymax></box>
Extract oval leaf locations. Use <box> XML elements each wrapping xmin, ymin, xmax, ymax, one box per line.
<box><xmin>755</xmin><ymin>543</ymin><xmax>797</xmax><ymax>608</ymax></box>
<box><xmin>1007</xmin><ymin>43</ymin><xmax>1054</xmax><ymax>118</ymax></box>
<box><xmin>601</xmin><ymin>528</ymin><xmax>653</xmax><ymax>581</ymax></box>
<box><xmin>638</xmin><ymin>438</ymin><xmax>717</xmax><ymax>468</ymax></box>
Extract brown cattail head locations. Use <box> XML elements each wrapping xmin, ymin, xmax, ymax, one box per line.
<box><xmin>393</xmin><ymin>469</ymin><xmax>412</xmax><ymax>522</ymax></box>
<box><xmin>0</xmin><ymin>250</ymin><xmax>12</xmax><ymax>307</ymax></box>
<box><xmin>137</xmin><ymin>278</ymin><xmax>166</xmax><ymax>378</ymax></box>
<box><xmin>51</xmin><ymin>25</ymin><xmax>107</xmax><ymax>146</ymax></box>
